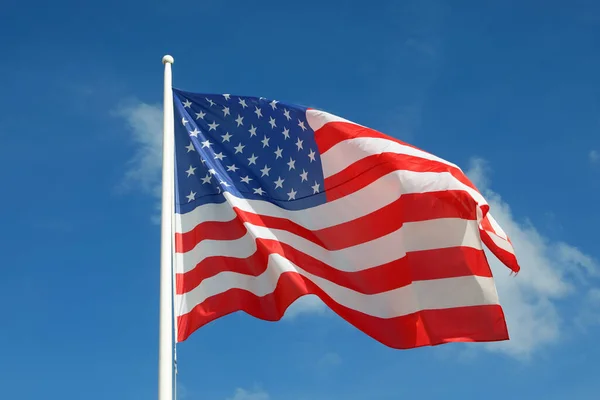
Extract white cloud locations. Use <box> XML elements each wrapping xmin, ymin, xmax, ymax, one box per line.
<box><xmin>590</xmin><ymin>150</ymin><xmax>599</xmax><ymax>163</ymax></box>
<box><xmin>283</xmin><ymin>295</ymin><xmax>328</xmax><ymax>319</ymax></box>
<box><xmin>176</xmin><ymin>381</ymin><xmax>190</xmax><ymax>400</ymax></box>
<box><xmin>466</xmin><ymin>158</ymin><xmax>599</xmax><ymax>359</ymax></box>
<box><xmin>115</xmin><ymin>100</ymin><xmax>163</xmax><ymax>221</ymax></box>
<box><xmin>226</xmin><ymin>387</ymin><xmax>270</xmax><ymax>400</ymax></box>
<box><xmin>116</xmin><ymin>101</ymin><xmax>162</xmax><ymax>194</ymax></box>
<box><xmin>317</xmin><ymin>352</ymin><xmax>342</xmax><ymax>369</ymax></box>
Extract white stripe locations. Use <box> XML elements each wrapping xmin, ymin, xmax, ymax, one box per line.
<box><xmin>486</xmin><ymin>231</ymin><xmax>515</xmax><ymax>255</ymax></box>
<box><xmin>176</xmin><ymin>253</ymin><xmax>499</xmax><ymax>317</ymax></box>
<box><xmin>487</xmin><ymin>213</ymin><xmax>508</xmax><ymax>240</ymax></box>
<box><xmin>176</xmin><ymin>169</ymin><xmax>488</xmax><ymax>233</ymax></box>
<box><xmin>320</xmin><ymin>137</ymin><xmax>460</xmax><ymax>178</ymax></box>
<box><xmin>176</xmin><ymin>218</ymin><xmax>483</xmax><ymax>274</ymax></box>
<box><xmin>306</xmin><ymin>109</ymin><xmax>364</xmax><ymax>132</ymax></box>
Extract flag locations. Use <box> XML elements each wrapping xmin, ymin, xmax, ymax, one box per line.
<box><xmin>171</xmin><ymin>89</ymin><xmax>521</xmax><ymax>348</ymax></box>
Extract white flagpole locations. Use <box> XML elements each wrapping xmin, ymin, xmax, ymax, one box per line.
<box><xmin>159</xmin><ymin>54</ymin><xmax>175</xmax><ymax>400</ymax></box>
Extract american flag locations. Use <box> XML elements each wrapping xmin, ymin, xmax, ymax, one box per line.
<box><xmin>171</xmin><ymin>88</ymin><xmax>521</xmax><ymax>348</ymax></box>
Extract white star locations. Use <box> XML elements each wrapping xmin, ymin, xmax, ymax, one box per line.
<box><xmin>206</xmin><ymin>98</ymin><xmax>215</xmax><ymax>107</ymax></box>
<box><xmin>312</xmin><ymin>181</ymin><xmax>320</xmax><ymax>193</ymax></box>
<box><xmin>222</xmin><ymin>106</ymin><xmax>230</xmax><ymax>116</ymax></box>
<box><xmin>260</xmin><ymin>165</ymin><xmax>271</xmax><ymax>177</ymax></box>
<box><xmin>287</xmin><ymin>188</ymin><xmax>297</xmax><ymax>200</ymax></box>
<box><xmin>234</xmin><ymin>143</ymin><xmax>245</xmax><ymax>154</ymax></box>
<box><xmin>216</xmin><ymin>187</ymin><xmax>222</xmax><ymax>194</ymax></box>
<box><xmin>186</xmin><ymin>165</ymin><xmax>196</xmax><ymax>177</ymax></box>
<box><xmin>308</xmin><ymin>149</ymin><xmax>316</xmax><ymax>162</ymax></box>
<box><xmin>208</xmin><ymin>121</ymin><xmax>219</xmax><ymax>131</ymax></box>
<box><xmin>282</xmin><ymin>127</ymin><xmax>290</xmax><ymax>139</ymax></box>
<box><xmin>287</xmin><ymin>157</ymin><xmax>296</xmax><ymax>170</ymax></box>
<box><xmin>239</xmin><ymin>98</ymin><xmax>248</xmax><ymax>108</ymax></box>
<box><xmin>269</xmin><ymin>117</ymin><xmax>277</xmax><ymax>129</ymax></box>
<box><xmin>249</xmin><ymin>125</ymin><xmax>257</xmax><ymax>137</ymax></box>
<box><xmin>235</xmin><ymin>115</ymin><xmax>244</xmax><ymax>127</ymax></box>
<box><xmin>221</xmin><ymin>132</ymin><xmax>233</xmax><ymax>142</ymax></box>
<box><xmin>295</xmin><ymin>138</ymin><xmax>304</xmax><ymax>151</ymax></box>
<box><xmin>208</xmin><ymin>168</ymin><xmax>217</xmax><ymax>175</ymax></box>
<box><xmin>274</xmin><ymin>176</ymin><xmax>285</xmax><ymax>189</ymax></box>
<box><xmin>201</xmin><ymin>140</ymin><xmax>213</xmax><ymax>148</ymax></box>
<box><xmin>182</xmin><ymin>117</ymin><xmax>188</xmax><ymax>125</ymax></box>
<box><xmin>299</xmin><ymin>169</ymin><xmax>308</xmax><ymax>182</ymax></box>
<box><xmin>189</xmin><ymin>128</ymin><xmax>200</xmax><ymax>138</ymax></box>
<box><xmin>195</xmin><ymin>111</ymin><xmax>206</xmax><ymax>120</ymax></box>
<box><xmin>261</xmin><ymin>135</ymin><xmax>270</xmax><ymax>148</ymax></box>
<box><xmin>254</xmin><ymin>106</ymin><xmax>263</xmax><ymax>118</ymax></box>
<box><xmin>186</xmin><ymin>191</ymin><xmax>196</xmax><ymax>202</ymax></box>
<box><xmin>214</xmin><ymin>152</ymin><xmax>226</xmax><ymax>161</ymax></box>
<box><xmin>185</xmin><ymin>142</ymin><xmax>195</xmax><ymax>152</ymax></box>
<box><xmin>283</xmin><ymin>109</ymin><xmax>291</xmax><ymax>120</ymax></box>
<box><xmin>270</xmin><ymin>100</ymin><xmax>278</xmax><ymax>110</ymax></box>
<box><xmin>274</xmin><ymin>146</ymin><xmax>283</xmax><ymax>159</ymax></box>
<box><xmin>219</xmin><ymin>180</ymin><xmax>230</xmax><ymax>187</ymax></box>
<box><xmin>227</xmin><ymin>164</ymin><xmax>239</xmax><ymax>172</ymax></box>
<box><xmin>201</xmin><ymin>174</ymin><xmax>212</xmax><ymax>184</ymax></box>
<box><xmin>241</xmin><ymin>175</ymin><xmax>252</xmax><ymax>184</ymax></box>
<box><xmin>253</xmin><ymin>187</ymin><xmax>265</xmax><ymax>195</ymax></box>
<box><xmin>248</xmin><ymin>153</ymin><xmax>258</xmax><ymax>165</ymax></box>
<box><xmin>200</xmin><ymin>158</ymin><xmax>206</xmax><ymax>164</ymax></box>
<box><xmin>183</xmin><ymin>99</ymin><xmax>192</xmax><ymax>108</ymax></box>
<box><xmin>298</xmin><ymin>119</ymin><xmax>307</xmax><ymax>131</ymax></box>
<box><xmin>223</xmin><ymin>94</ymin><xmax>231</xmax><ymax>100</ymax></box>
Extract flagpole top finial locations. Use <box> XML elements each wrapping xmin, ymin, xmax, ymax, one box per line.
<box><xmin>162</xmin><ymin>55</ymin><xmax>174</xmax><ymax>64</ymax></box>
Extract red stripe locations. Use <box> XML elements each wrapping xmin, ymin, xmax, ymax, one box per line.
<box><xmin>314</xmin><ymin>121</ymin><xmax>423</xmax><ymax>154</ymax></box>
<box><xmin>479</xmin><ymin>230</ymin><xmax>521</xmax><ymax>273</ymax></box>
<box><xmin>176</xmin><ymin>190</ymin><xmax>479</xmax><ymax>253</ymax></box>
<box><xmin>177</xmin><ymin>271</ymin><xmax>509</xmax><ymax>346</ymax></box>
<box><xmin>177</xmin><ymin>240</ymin><xmax>492</xmax><ymax>295</ymax></box>
<box><xmin>324</xmin><ymin>153</ymin><xmax>478</xmax><ymax>202</ymax></box>
<box><xmin>480</xmin><ymin>215</ymin><xmax>495</xmax><ymax>233</ymax></box>
<box><xmin>479</xmin><ymin>214</ymin><xmax>520</xmax><ymax>272</ymax></box>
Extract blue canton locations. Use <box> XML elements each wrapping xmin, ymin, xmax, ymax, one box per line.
<box><xmin>173</xmin><ymin>89</ymin><xmax>326</xmax><ymax>213</ymax></box>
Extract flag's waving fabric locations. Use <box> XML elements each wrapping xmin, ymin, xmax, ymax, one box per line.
<box><xmin>171</xmin><ymin>89</ymin><xmax>521</xmax><ymax>348</ymax></box>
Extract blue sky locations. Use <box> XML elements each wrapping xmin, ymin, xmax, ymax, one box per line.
<box><xmin>1</xmin><ymin>0</ymin><xmax>600</xmax><ymax>399</ymax></box>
